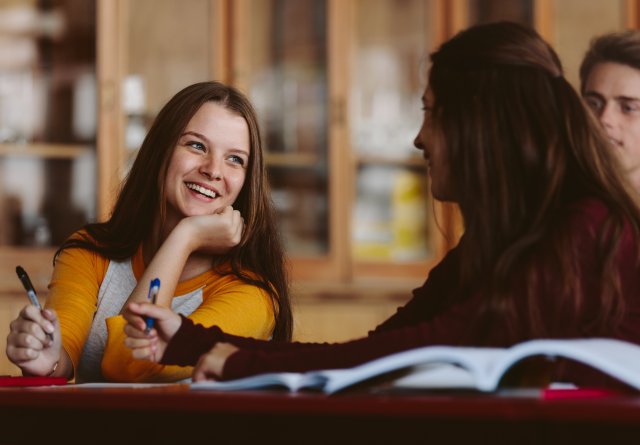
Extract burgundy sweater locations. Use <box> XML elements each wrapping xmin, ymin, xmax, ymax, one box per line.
<box><xmin>161</xmin><ymin>198</ymin><xmax>640</xmax><ymax>385</ymax></box>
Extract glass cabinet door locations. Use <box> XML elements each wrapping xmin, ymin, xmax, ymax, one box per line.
<box><xmin>458</xmin><ymin>0</ymin><xmax>629</xmax><ymax>89</ymax></box>
<box><xmin>234</xmin><ymin>0</ymin><xmax>329</xmax><ymax>258</ymax></box>
<box><xmin>350</xmin><ymin>0</ymin><xmax>435</xmax><ymax>267</ymax></box>
<box><xmin>0</xmin><ymin>0</ymin><xmax>96</xmax><ymax>247</ymax></box>
<box><xmin>551</xmin><ymin>0</ymin><xmax>627</xmax><ymax>88</ymax></box>
<box><xmin>465</xmin><ymin>0</ymin><xmax>533</xmax><ymax>25</ymax></box>
<box><xmin>121</xmin><ymin>0</ymin><xmax>221</xmax><ymax>172</ymax></box>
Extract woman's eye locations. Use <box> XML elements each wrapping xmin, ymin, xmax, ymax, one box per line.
<box><xmin>228</xmin><ymin>155</ymin><xmax>246</xmax><ymax>166</ymax></box>
<box><xmin>188</xmin><ymin>141</ymin><xmax>206</xmax><ymax>151</ymax></box>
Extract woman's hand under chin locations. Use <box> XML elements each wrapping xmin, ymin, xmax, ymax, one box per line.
<box><xmin>179</xmin><ymin>205</ymin><xmax>244</xmax><ymax>255</ymax></box>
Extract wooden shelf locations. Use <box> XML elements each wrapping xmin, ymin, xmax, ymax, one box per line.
<box><xmin>265</xmin><ymin>152</ymin><xmax>321</xmax><ymax>168</ymax></box>
<box><xmin>0</xmin><ymin>143</ymin><xmax>93</xmax><ymax>159</ymax></box>
<box><xmin>0</xmin><ymin>247</ymin><xmax>57</xmax><ymax>294</ymax></box>
<box><xmin>352</xmin><ymin>258</ymin><xmax>437</xmax><ymax>281</ymax></box>
<box><xmin>292</xmin><ymin>277</ymin><xmax>419</xmax><ymax>302</ymax></box>
<box><xmin>356</xmin><ymin>154</ymin><xmax>426</xmax><ymax>169</ymax></box>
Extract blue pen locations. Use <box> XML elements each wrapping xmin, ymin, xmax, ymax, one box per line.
<box><xmin>16</xmin><ymin>265</ymin><xmax>54</xmax><ymax>341</ymax></box>
<box><xmin>144</xmin><ymin>278</ymin><xmax>161</xmax><ymax>334</ymax></box>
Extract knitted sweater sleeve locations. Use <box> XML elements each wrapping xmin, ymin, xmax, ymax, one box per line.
<box><xmin>220</xmin><ymin>198</ymin><xmax>640</xmax><ymax>381</ymax></box>
<box><xmin>161</xmin><ymin>315</ymin><xmax>347</xmax><ymax>366</ymax></box>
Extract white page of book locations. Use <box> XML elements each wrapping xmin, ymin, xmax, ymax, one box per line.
<box><xmin>391</xmin><ymin>363</ymin><xmax>478</xmax><ymax>389</ymax></box>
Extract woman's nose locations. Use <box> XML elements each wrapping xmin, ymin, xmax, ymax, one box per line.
<box><xmin>200</xmin><ymin>155</ymin><xmax>222</xmax><ymax>180</ymax></box>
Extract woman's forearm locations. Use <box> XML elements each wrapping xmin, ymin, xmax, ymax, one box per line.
<box><xmin>120</xmin><ymin>225</ymin><xmax>193</xmax><ymax>311</ymax></box>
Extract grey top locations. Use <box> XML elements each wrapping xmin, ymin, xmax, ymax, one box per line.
<box><xmin>76</xmin><ymin>259</ymin><xmax>203</xmax><ymax>383</ymax></box>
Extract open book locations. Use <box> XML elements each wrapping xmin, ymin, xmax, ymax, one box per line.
<box><xmin>189</xmin><ymin>338</ymin><xmax>640</xmax><ymax>394</ymax></box>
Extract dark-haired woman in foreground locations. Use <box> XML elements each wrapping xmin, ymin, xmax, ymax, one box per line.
<box><xmin>124</xmin><ymin>22</ymin><xmax>640</xmax><ymax>387</ymax></box>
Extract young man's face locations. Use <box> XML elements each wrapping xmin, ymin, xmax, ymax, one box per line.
<box><xmin>583</xmin><ymin>61</ymin><xmax>640</xmax><ymax>184</ymax></box>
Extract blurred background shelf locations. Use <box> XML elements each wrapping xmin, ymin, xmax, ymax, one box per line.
<box><xmin>0</xmin><ymin>143</ymin><xmax>92</xmax><ymax>158</ymax></box>
<box><xmin>265</xmin><ymin>152</ymin><xmax>321</xmax><ymax>168</ymax></box>
<box><xmin>356</xmin><ymin>154</ymin><xmax>427</xmax><ymax>168</ymax></box>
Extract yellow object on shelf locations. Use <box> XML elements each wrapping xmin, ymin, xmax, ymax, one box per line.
<box><xmin>391</xmin><ymin>169</ymin><xmax>429</xmax><ymax>261</ymax></box>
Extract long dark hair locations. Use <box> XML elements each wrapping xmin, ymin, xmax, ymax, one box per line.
<box><xmin>57</xmin><ymin>81</ymin><xmax>292</xmax><ymax>341</ymax></box>
<box><xmin>429</xmin><ymin>22</ymin><xmax>640</xmax><ymax>339</ymax></box>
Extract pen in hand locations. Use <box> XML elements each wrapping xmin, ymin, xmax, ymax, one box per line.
<box><xmin>145</xmin><ymin>278</ymin><xmax>161</xmax><ymax>334</ymax></box>
<box><xmin>15</xmin><ymin>265</ymin><xmax>54</xmax><ymax>342</ymax></box>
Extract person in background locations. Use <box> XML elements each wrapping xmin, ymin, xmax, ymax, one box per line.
<box><xmin>580</xmin><ymin>30</ymin><xmax>640</xmax><ymax>192</ymax></box>
<box><xmin>6</xmin><ymin>81</ymin><xmax>292</xmax><ymax>382</ymax></box>
<box><xmin>124</xmin><ymin>22</ymin><xmax>640</xmax><ymax>387</ymax></box>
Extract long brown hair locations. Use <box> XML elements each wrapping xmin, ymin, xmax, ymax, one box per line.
<box><xmin>57</xmin><ymin>81</ymin><xmax>292</xmax><ymax>341</ymax></box>
<box><xmin>429</xmin><ymin>22</ymin><xmax>640</xmax><ymax>339</ymax></box>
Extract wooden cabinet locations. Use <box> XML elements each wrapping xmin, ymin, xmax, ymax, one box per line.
<box><xmin>2</xmin><ymin>0</ymin><xmax>638</xmax><ymax>280</ymax></box>
<box><xmin>92</xmin><ymin>0</ymin><xmax>640</xmax><ymax>345</ymax></box>
<box><xmin>96</xmin><ymin>0</ymin><xmax>456</xmax><ymax>290</ymax></box>
<box><xmin>0</xmin><ymin>0</ymin><xmax>96</xmax><ymax>295</ymax></box>
<box><xmin>94</xmin><ymin>0</ymin><xmax>640</xmax><ymax>292</ymax></box>
<box><xmin>2</xmin><ymin>0</ymin><xmax>640</xmax><ymax>355</ymax></box>
<box><xmin>93</xmin><ymin>0</ymin><xmax>454</xmax><ymax>344</ymax></box>
<box><xmin>447</xmin><ymin>0</ymin><xmax>639</xmax><ymax>88</ymax></box>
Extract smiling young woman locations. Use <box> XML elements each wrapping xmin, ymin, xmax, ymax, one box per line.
<box><xmin>5</xmin><ymin>82</ymin><xmax>292</xmax><ymax>383</ymax></box>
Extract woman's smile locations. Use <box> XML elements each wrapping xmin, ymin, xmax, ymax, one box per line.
<box><xmin>185</xmin><ymin>182</ymin><xmax>220</xmax><ymax>200</ymax></box>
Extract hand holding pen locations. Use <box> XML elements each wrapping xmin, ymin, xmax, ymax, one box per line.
<box><xmin>16</xmin><ymin>266</ymin><xmax>54</xmax><ymax>342</ymax></box>
<box><xmin>7</xmin><ymin>266</ymin><xmax>61</xmax><ymax>377</ymax></box>
<box><xmin>123</xmin><ymin>299</ymin><xmax>182</xmax><ymax>362</ymax></box>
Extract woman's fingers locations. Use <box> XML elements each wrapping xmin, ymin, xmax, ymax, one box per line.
<box><xmin>124</xmin><ymin>302</ymin><xmax>168</xmax><ymax>334</ymax></box>
<box><xmin>122</xmin><ymin>307</ymin><xmax>147</xmax><ymax>332</ymax></box>
<box><xmin>6</xmin><ymin>345</ymin><xmax>36</xmax><ymax>363</ymax></box>
<box><xmin>123</xmin><ymin>307</ymin><xmax>167</xmax><ymax>363</ymax></box>
<box><xmin>6</xmin><ymin>307</ymin><xmax>61</xmax><ymax>375</ymax></box>
<box><xmin>124</xmin><ymin>335</ymin><xmax>155</xmax><ymax>349</ymax></box>
<box><xmin>12</xmin><ymin>332</ymin><xmax>46</xmax><ymax>350</ymax></box>
<box><xmin>124</xmin><ymin>323</ymin><xmax>156</xmax><ymax>340</ymax></box>
<box><xmin>19</xmin><ymin>304</ymin><xmax>39</xmax><ymax>320</ymax></box>
<box><xmin>10</xmin><ymin>311</ymin><xmax>50</xmax><ymax>345</ymax></box>
<box><xmin>231</xmin><ymin>209</ymin><xmax>244</xmax><ymax>242</ymax></box>
<box><xmin>124</xmin><ymin>336</ymin><xmax>154</xmax><ymax>348</ymax></box>
<box><xmin>20</xmin><ymin>305</ymin><xmax>54</xmax><ymax>333</ymax></box>
<box><xmin>124</xmin><ymin>330</ymin><xmax>154</xmax><ymax>361</ymax></box>
<box><xmin>192</xmin><ymin>343</ymin><xmax>239</xmax><ymax>382</ymax></box>
<box><xmin>192</xmin><ymin>354</ymin><xmax>220</xmax><ymax>382</ymax></box>
<box><xmin>131</xmin><ymin>348</ymin><xmax>153</xmax><ymax>361</ymax></box>
<box><xmin>123</xmin><ymin>335</ymin><xmax>160</xmax><ymax>362</ymax></box>
<box><xmin>6</xmin><ymin>332</ymin><xmax>44</xmax><ymax>363</ymax></box>
<box><xmin>40</xmin><ymin>309</ymin><xmax>58</xmax><ymax>335</ymax></box>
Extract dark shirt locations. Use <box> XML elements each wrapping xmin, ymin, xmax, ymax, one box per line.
<box><xmin>162</xmin><ymin>198</ymin><xmax>640</xmax><ymax>386</ymax></box>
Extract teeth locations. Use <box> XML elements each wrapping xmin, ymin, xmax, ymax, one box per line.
<box><xmin>186</xmin><ymin>183</ymin><xmax>217</xmax><ymax>198</ymax></box>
